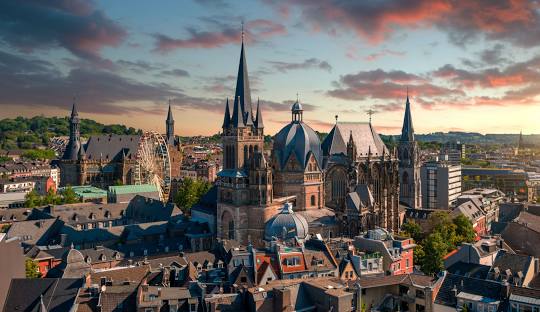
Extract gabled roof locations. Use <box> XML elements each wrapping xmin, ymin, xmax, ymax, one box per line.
<box><xmin>3</xmin><ymin>278</ymin><xmax>83</xmax><ymax>312</ymax></box>
<box><xmin>323</xmin><ymin>122</ymin><xmax>387</xmax><ymax>158</ymax></box>
<box><xmin>83</xmin><ymin>134</ymin><xmax>141</xmax><ymax>161</ymax></box>
<box><xmin>321</xmin><ymin>122</ymin><xmax>346</xmax><ymax>157</ymax></box>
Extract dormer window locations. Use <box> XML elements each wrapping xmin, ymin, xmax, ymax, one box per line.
<box><xmin>86</xmin><ymin>256</ymin><xmax>91</xmax><ymax>263</ymax></box>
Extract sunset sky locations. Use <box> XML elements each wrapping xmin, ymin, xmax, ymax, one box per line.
<box><xmin>1</xmin><ymin>1</ymin><xmax>540</xmax><ymax>136</ymax></box>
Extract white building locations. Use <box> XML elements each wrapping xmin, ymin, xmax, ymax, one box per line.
<box><xmin>421</xmin><ymin>160</ymin><xmax>462</xmax><ymax>209</ymax></box>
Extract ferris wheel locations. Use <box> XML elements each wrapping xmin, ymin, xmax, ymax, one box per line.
<box><xmin>134</xmin><ymin>131</ymin><xmax>171</xmax><ymax>201</ymax></box>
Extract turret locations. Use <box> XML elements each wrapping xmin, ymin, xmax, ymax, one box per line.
<box><xmin>62</xmin><ymin>100</ymin><xmax>81</xmax><ymax>160</ymax></box>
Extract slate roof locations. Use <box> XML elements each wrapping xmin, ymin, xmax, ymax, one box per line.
<box><xmin>46</xmin><ymin>248</ymin><xmax>91</xmax><ymax>278</ymax></box>
<box><xmin>446</xmin><ymin>261</ymin><xmax>491</xmax><ymax>279</ymax></box>
<box><xmin>500</xmin><ymin>222</ymin><xmax>540</xmax><ymax>257</ymax></box>
<box><xmin>487</xmin><ymin>250</ymin><xmax>533</xmax><ymax>285</ymax></box>
<box><xmin>321</xmin><ymin>122</ymin><xmax>346</xmax><ymax>157</ymax></box>
<box><xmin>3</xmin><ymin>278</ymin><xmax>83</xmax><ymax>312</ymax></box>
<box><xmin>322</xmin><ymin>122</ymin><xmax>387</xmax><ymax>158</ymax></box>
<box><xmin>346</xmin><ymin>184</ymin><xmax>374</xmax><ymax>213</ymax></box>
<box><xmin>435</xmin><ymin>273</ymin><xmax>503</xmax><ymax>307</ymax></box>
<box><xmin>6</xmin><ymin>218</ymin><xmax>61</xmax><ymax>246</ymax></box>
<box><xmin>83</xmin><ymin>134</ymin><xmax>141</xmax><ymax>161</ymax></box>
<box><xmin>273</xmin><ymin>120</ymin><xmax>322</xmax><ymax>169</ymax></box>
<box><xmin>516</xmin><ymin>211</ymin><xmax>540</xmax><ymax>233</ymax></box>
<box><xmin>0</xmin><ymin>207</ymin><xmax>50</xmax><ymax>223</ymax></box>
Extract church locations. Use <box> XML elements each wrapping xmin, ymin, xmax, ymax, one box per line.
<box><xmin>58</xmin><ymin>101</ymin><xmax>182</xmax><ymax>189</ymax></box>
<box><xmin>214</xmin><ymin>35</ymin><xmax>419</xmax><ymax>246</ymax></box>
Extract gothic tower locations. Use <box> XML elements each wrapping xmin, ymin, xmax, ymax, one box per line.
<box><xmin>166</xmin><ymin>101</ymin><xmax>175</xmax><ymax>145</ymax></box>
<box><xmin>63</xmin><ymin>101</ymin><xmax>81</xmax><ymax>160</ymax></box>
<box><xmin>217</xmin><ymin>32</ymin><xmax>278</xmax><ymax>246</ymax></box>
<box><xmin>398</xmin><ymin>93</ymin><xmax>422</xmax><ymax>209</ymax></box>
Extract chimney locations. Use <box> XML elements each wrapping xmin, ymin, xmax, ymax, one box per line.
<box><xmin>500</xmin><ymin>282</ymin><xmax>510</xmax><ymax>299</ymax></box>
<box><xmin>157</xmin><ymin>287</ymin><xmax>162</xmax><ymax>297</ymax></box>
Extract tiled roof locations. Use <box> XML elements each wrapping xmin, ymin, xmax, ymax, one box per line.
<box><xmin>91</xmin><ymin>265</ymin><xmax>150</xmax><ymax>286</ymax></box>
<box><xmin>98</xmin><ymin>284</ymin><xmax>138</xmax><ymax>312</ymax></box>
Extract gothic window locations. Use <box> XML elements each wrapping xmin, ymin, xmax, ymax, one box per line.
<box><xmin>311</xmin><ymin>195</ymin><xmax>316</xmax><ymax>206</ymax></box>
<box><xmin>244</xmin><ymin>145</ymin><xmax>248</xmax><ymax>166</ymax></box>
<box><xmin>221</xmin><ymin>211</ymin><xmax>235</xmax><ymax>240</ymax></box>
<box><xmin>401</xmin><ymin>172</ymin><xmax>409</xmax><ymax>197</ymax></box>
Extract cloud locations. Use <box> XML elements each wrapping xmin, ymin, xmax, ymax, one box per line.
<box><xmin>161</xmin><ymin>68</ymin><xmax>190</xmax><ymax>77</ymax></box>
<box><xmin>364</xmin><ymin>49</ymin><xmax>406</xmax><ymax>61</ymax></box>
<box><xmin>0</xmin><ymin>51</ymin><xmax>221</xmax><ymax>116</ymax></box>
<box><xmin>264</xmin><ymin>1</ymin><xmax>540</xmax><ymax>47</ymax></box>
<box><xmin>152</xmin><ymin>19</ymin><xmax>286</xmax><ymax>52</ymax></box>
<box><xmin>268</xmin><ymin>58</ymin><xmax>332</xmax><ymax>73</ymax></box>
<box><xmin>0</xmin><ymin>1</ymin><xmax>126</xmax><ymax>61</ymax></box>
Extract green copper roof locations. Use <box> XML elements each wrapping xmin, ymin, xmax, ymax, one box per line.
<box><xmin>108</xmin><ymin>184</ymin><xmax>158</xmax><ymax>195</ymax></box>
<box><xmin>60</xmin><ymin>185</ymin><xmax>107</xmax><ymax>199</ymax></box>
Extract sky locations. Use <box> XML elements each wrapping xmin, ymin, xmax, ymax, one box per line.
<box><xmin>1</xmin><ymin>0</ymin><xmax>540</xmax><ymax>136</ymax></box>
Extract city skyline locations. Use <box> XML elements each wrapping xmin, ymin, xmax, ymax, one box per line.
<box><xmin>2</xmin><ymin>1</ymin><xmax>540</xmax><ymax>135</ymax></box>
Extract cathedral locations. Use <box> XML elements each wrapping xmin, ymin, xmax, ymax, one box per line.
<box><xmin>59</xmin><ymin>102</ymin><xmax>182</xmax><ymax>188</ymax></box>
<box><xmin>215</xmin><ymin>36</ymin><xmax>416</xmax><ymax>246</ymax></box>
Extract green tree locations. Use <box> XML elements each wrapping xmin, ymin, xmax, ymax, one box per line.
<box><xmin>62</xmin><ymin>186</ymin><xmax>79</xmax><ymax>204</ymax></box>
<box><xmin>43</xmin><ymin>188</ymin><xmax>60</xmax><ymax>205</ymax></box>
<box><xmin>421</xmin><ymin>232</ymin><xmax>447</xmax><ymax>275</ymax></box>
<box><xmin>25</xmin><ymin>258</ymin><xmax>42</xmax><ymax>278</ymax></box>
<box><xmin>21</xmin><ymin>149</ymin><xmax>56</xmax><ymax>160</ymax></box>
<box><xmin>401</xmin><ymin>221</ymin><xmax>423</xmax><ymax>242</ymax></box>
<box><xmin>174</xmin><ymin>178</ymin><xmax>211</xmax><ymax>214</ymax></box>
<box><xmin>429</xmin><ymin>211</ymin><xmax>457</xmax><ymax>250</ymax></box>
<box><xmin>24</xmin><ymin>190</ymin><xmax>42</xmax><ymax>208</ymax></box>
<box><xmin>453</xmin><ymin>214</ymin><xmax>476</xmax><ymax>244</ymax></box>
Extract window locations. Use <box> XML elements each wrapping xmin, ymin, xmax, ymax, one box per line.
<box><xmin>310</xmin><ymin>195</ymin><xmax>316</xmax><ymax>206</ymax></box>
<box><xmin>240</xmin><ymin>276</ymin><xmax>247</xmax><ymax>283</ymax></box>
<box><xmin>406</xmin><ymin>259</ymin><xmax>410</xmax><ymax>268</ymax></box>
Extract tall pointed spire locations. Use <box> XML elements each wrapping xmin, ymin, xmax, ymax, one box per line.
<box><xmin>255</xmin><ymin>98</ymin><xmax>264</xmax><ymax>129</ymax></box>
<box><xmin>400</xmin><ymin>92</ymin><xmax>414</xmax><ymax>142</ymax></box>
<box><xmin>166</xmin><ymin>99</ymin><xmax>175</xmax><ymax>145</ymax></box>
<box><xmin>231</xmin><ymin>96</ymin><xmax>244</xmax><ymax>127</ymax></box>
<box><xmin>222</xmin><ymin>98</ymin><xmax>231</xmax><ymax>129</ymax></box>
<box><xmin>232</xmin><ymin>21</ymin><xmax>253</xmax><ymax>127</ymax></box>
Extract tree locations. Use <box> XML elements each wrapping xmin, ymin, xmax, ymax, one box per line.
<box><xmin>401</xmin><ymin>221</ymin><xmax>423</xmax><ymax>242</ymax></box>
<box><xmin>43</xmin><ymin>188</ymin><xmax>60</xmax><ymax>205</ymax></box>
<box><xmin>428</xmin><ymin>211</ymin><xmax>457</xmax><ymax>250</ymax></box>
<box><xmin>421</xmin><ymin>232</ymin><xmax>447</xmax><ymax>275</ymax></box>
<box><xmin>25</xmin><ymin>258</ymin><xmax>42</xmax><ymax>278</ymax></box>
<box><xmin>174</xmin><ymin>178</ymin><xmax>211</xmax><ymax>214</ymax></box>
<box><xmin>453</xmin><ymin>214</ymin><xmax>476</xmax><ymax>244</ymax></box>
<box><xmin>21</xmin><ymin>149</ymin><xmax>56</xmax><ymax>160</ymax></box>
<box><xmin>24</xmin><ymin>190</ymin><xmax>42</xmax><ymax>208</ymax></box>
<box><xmin>62</xmin><ymin>186</ymin><xmax>79</xmax><ymax>204</ymax></box>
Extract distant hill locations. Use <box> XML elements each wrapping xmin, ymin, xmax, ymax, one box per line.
<box><xmin>0</xmin><ymin>116</ymin><xmax>142</xmax><ymax>150</ymax></box>
<box><xmin>382</xmin><ymin>131</ymin><xmax>540</xmax><ymax>147</ymax></box>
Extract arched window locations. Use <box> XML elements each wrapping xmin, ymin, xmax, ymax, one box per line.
<box><xmin>401</xmin><ymin>172</ymin><xmax>410</xmax><ymax>197</ymax></box>
<box><xmin>244</xmin><ymin>145</ymin><xmax>248</xmax><ymax>166</ymax></box>
<box><xmin>311</xmin><ymin>195</ymin><xmax>316</xmax><ymax>206</ymax></box>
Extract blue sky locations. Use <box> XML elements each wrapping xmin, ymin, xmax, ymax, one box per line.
<box><xmin>1</xmin><ymin>0</ymin><xmax>540</xmax><ymax>135</ymax></box>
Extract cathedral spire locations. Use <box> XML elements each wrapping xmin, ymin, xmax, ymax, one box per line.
<box><xmin>222</xmin><ymin>98</ymin><xmax>231</xmax><ymax>129</ymax></box>
<box><xmin>232</xmin><ymin>23</ymin><xmax>253</xmax><ymax>127</ymax></box>
<box><xmin>255</xmin><ymin>98</ymin><xmax>264</xmax><ymax>129</ymax></box>
<box><xmin>166</xmin><ymin>99</ymin><xmax>175</xmax><ymax>145</ymax></box>
<box><xmin>400</xmin><ymin>92</ymin><xmax>414</xmax><ymax>142</ymax></box>
<box><xmin>231</xmin><ymin>96</ymin><xmax>244</xmax><ymax>127</ymax></box>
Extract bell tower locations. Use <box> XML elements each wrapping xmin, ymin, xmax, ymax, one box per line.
<box><xmin>398</xmin><ymin>92</ymin><xmax>422</xmax><ymax>208</ymax></box>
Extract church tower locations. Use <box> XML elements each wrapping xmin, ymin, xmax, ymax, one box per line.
<box><xmin>217</xmin><ymin>30</ymin><xmax>277</xmax><ymax>246</ymax></box>
<box><xmin>398</xmin><ymin>93</ymin><xmax>422</xmax><ymax>209</ymax></box>
<box><xmin>166</xmin><ymin>101</ymin><xmax>175</xmax><ymax>145</ymax></box>
<box><xmin>63</xmin><ymin>100</ymin><xmax>81</xmax><ymax>160</ymax></box>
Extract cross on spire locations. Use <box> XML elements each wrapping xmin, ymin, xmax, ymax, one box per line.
<box><xmin>366</xmin><ymin>107</ymin><xmax>375</xmax><ymax>124</ymax></box>
<box><xmin>241</xmin><ymin>20</ymin><xmax>245</xmax><ymax>43</ymax></box>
